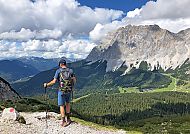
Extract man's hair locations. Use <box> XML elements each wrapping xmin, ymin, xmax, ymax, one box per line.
<box><xmin>59</xmin><ymin>59</ymin><xmax>66</xmax><ymax>66</ymax></box>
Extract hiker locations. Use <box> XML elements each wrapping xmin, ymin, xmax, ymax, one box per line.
<box><xmin>43</xmin><ymin>58</ymin><xmax>76</xmax><ymax>127</ymax></box>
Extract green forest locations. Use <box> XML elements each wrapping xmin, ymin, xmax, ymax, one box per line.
<box><xmin>72</xmin><ymin>92</ymin><xmax>190</xmax><ymax>133</ymax></box>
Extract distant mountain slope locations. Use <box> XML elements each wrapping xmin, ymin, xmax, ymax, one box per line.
<box><xmin>87</xmin><ymin>25</ymin><xmax>190</xmax><ymax>72</ymax></box>
<box><xmin>0</xmin><ymin>77</ymin><xmax>20</xmax><ymax>101</ymax></box>
<box><xmin>0</xmin><ymin>60</ymin><xmax>39</xmax><ymax>82</ymax></box>
<box><xmin>12</xmin><ymin>68</ymin><xmax>56</xmax><ymax>96</ymax></box>
<box><xmin>12</xmin><ymin>60</ymin><xmax>171</xmax><ymax>96</ymax></box>
<box><xmin>17</xmin><ymin>57</ymin><xmax>71</xmax><ymax>71</ymax></box>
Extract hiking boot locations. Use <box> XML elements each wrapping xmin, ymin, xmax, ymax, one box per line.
<box><xmin>66</xmin><ymin>113</ymin><xmax>72</xmax><ymax>125</ymax></box>
<box><xmin>61</xmin><ymin>117</ymin><xmax>67</xmax><ymax>127</ymax></box>
<box><xmin>67</xmin><ymin>116</ymin><xmax>72</xmax><ymax>125</ymax></box>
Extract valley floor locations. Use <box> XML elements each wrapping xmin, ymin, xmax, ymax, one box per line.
<box><xmin>0</xmin><ymin>112</ymin><xmax>126</xmax><ymax>134</ymax></box>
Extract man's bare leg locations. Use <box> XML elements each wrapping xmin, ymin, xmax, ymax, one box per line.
<box><xmin>60</xmin><ymin>105</ymin><xmax>67</xmax><ymax>126</ymax></box>
<box><xmin>66</xmin><ymin>103</ymin><xmax>70</xmax><ymax>113</ymax></box>
<box><xmin>60</xmin><ymin>105</ymin><xmax>65</xmax><ymax>117</ymax></box>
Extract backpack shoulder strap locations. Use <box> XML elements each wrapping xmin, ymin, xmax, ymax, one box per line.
<box><xmin>59</xmin><ymin>68</ymin><xmax>66</xmax><ymax>81</ymax></box>
<box><xmin>59</xmin><ymin>68</ymin><xmax>71</xmax><ymax>81</ymax></box>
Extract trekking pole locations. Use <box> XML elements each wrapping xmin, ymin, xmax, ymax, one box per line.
<box><xmin>44</xmin><ymin>87</ymin><xmax>48</xmax><ymax>130</ymax></box>
<box><xmin>71</xmin><ymin>88</ymin><xmax>74</xmax><ymax>102</ymax></box>
<box><xmin>71</xmin><ymin>80</ymin><xmax>75</xmax><ymax>101</ymax></box>
<box><xmin>71</xmin><ymin>83</ymin><xmax>74</xmax><ymax>117</ymax></box>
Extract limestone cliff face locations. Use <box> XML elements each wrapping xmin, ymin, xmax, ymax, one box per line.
<box><xmin>87</xmin><ymin>25</ymin><xmax>190</xmax><ymax>72</ymax></box>
<box><xmin>0</xmin><ymin>77</ymin><xmax>20</xmax><ymax>101</ymax></box>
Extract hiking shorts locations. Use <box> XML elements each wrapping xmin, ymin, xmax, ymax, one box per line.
<box><xmin>58</xmin><ymin>90</ymin><xmax>71</xmax><ymax>106</ymax></box>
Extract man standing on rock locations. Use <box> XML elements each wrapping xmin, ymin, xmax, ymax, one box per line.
<box><xmin>43</xmin><ymin>58</ymin><xmax>76</xmax><ymax>127</ymax></box>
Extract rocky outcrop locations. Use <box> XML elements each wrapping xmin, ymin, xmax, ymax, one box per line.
<box><xmin>0</xmin><ymin>77</ymin><xmax>20</xmax><ymax>101</ymax></box>
<box><xmin>87</xmin><ymin>25</ymin><xmax>190</xmax><ymax>72</ymax></box>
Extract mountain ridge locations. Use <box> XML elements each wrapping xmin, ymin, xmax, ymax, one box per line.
<box><xmin>0</xmin><ymin>77</ymin><xmax>20</xmax><ymax>101</ymax></box>
<box><xmin>87</xmin><ymin>25</ymin><xmax>190</xmax><ymax>72</ymax></box>
<box><xmin>11</xmin><ymin>25</ymin><xmax>190</xmax><ymax>96</ymax></box>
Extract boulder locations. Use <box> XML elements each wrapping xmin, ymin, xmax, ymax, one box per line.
<box><xmin>1</xmin><ymin>107</ymin><xmax>19</xmax><ymax>121</ymax></box>
<box><xmin>17</xmin><ymin>115</ymin><xmax>26</xmax><ymax>124</ymax></box>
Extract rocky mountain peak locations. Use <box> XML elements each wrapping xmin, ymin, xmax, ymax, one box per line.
<box><xmin>0</xmin><ymin>77</ymin><xmax>20</xmax><ymax>101</ymax></box>
<box><xmin>87</xmin><ymin>25</ymin><xmax>190</xmax><ymax>72</ymax></box>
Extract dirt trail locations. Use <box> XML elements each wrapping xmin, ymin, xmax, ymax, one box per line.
<box><xmin>0</xmin><ymin>112</ymin><xmax>125</xmax><ymax>134</ymax></box>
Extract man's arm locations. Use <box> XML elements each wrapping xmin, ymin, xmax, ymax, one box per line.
<box><xmin>44</xmin><ymin>78</ymin><xmax>57</xmax><ymax>88</ymax></box>
<box><xmin>44</xmin><ymin>69</ymin><xmax>59</xmax><ymax>88</ymax></box>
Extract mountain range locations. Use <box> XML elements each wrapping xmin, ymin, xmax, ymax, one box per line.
<box><xmin>0</xmin><ymin>60</ymin><xmax>39</xmax><ymax>82</ymax></box>
<box><xmin>0</xmin><ymin>56</ymin><xmax>72</xmax><ymax>82</ymax></box>
<box><xmin>87</xmin><ymin>25</ymin><xmax>190</xmax><ymax>72</ymax></box>
<box><xmin>9</xmin><ymin>25</ymin><xmax>190</xmax><ymax>96</ymax></box>
<box><xmin>17</xmin><ymin>56</ymin><xmax>71</xmax><ymax>71</ymax></box>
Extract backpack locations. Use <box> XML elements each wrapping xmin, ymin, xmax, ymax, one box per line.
<box><xmin>59</xmin><ymin>68</ymin><xmax>73</xmax><ymax>92</ymax></box>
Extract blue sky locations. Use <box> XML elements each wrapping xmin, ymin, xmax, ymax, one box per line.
<box><xmin>78</xmin><ymin>0</ymin><xmax>155</xmax><ymax>13</ymax></box>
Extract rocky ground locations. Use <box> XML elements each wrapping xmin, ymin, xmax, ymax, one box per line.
<box><xmin>0</xmin><ymin>112</ymin><xmax>126</xmax><ymax>134</ymax></box>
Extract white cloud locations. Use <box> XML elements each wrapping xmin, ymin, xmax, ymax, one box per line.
<box><xmin>0</xmin><ymin>28</ymin><xmax>63</xmax><ymax>41</ymax></box>
<box><xmin>36</xmin><ymin>29</ymin><xmax>62</xmax><ymax>40</ymax></box>
<box><xmin>0</xmin><ymin>39</ymin><xmax>96</xmax><ymax>59</ymax></box>
<box><xmin>89</xmin><ymin>23</ymin><xmax>104</xmax><ymax>42</ymax></box>
<box><xmin>139</xmin><ymin>0</ymin><xmax>190</xmax><ymax>19</ymax></box>
<box><xmin>0</xmin><ymin>0</ymin><xmax>123</xmax><ymax>35</ymax></box>
<box><xmin>127</xmin><ymin>8</ymin><xmax>142</xmax><ymax>18</ymax></box>
<box><xmin>0</xmin><ymin>28</ymin><xmax>35</xmax><ymax>41</ymax></box>
<box><xmin>133</xmin><ymin>18</ymin><xmax>190</xmax><ymax>33</ymax></box>
<box><xmin>89</xmin><ymin>21</ymin><xmax>126</xmax><ymax>42</ymax></box>
<box><xmin>90</xmin><ymin>0</ymin><xmax>190</xmax><ymax>42</ymax></box>
<box><xmin>0</xmin><ymin>0</ymin><xmax>123</xmax><ymax>59</ymax></box>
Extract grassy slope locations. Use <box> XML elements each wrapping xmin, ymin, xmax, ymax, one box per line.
<box><xmin>0</xmin><ymin>97</ymin><xmax>59</xmax><ymax>112</ymax></box>
<box><xmin>71</xmin><ymin>117</ymin><xmax>132</xmax><ymax>133</ymax></box>
<box><xmin>118</xmin><ymin>74</ymin><xmax>190</xmax><ymax>93</ymax></box>
<box><xmin>170</xmin><ymin>58</ymin><xmax>190</xmax><ymax>81</ymax></box>
<box><xmin>150</xmin><ymin>74</ymin><xmax>176</xmax><ymax>92</ymax></box>
<box><xmin>151</xmin><ymin>74</ymin><xmax>190</xmax><ymax>93</ymax></box>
